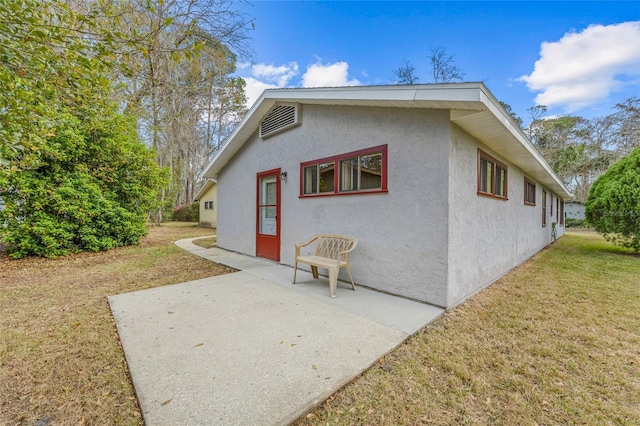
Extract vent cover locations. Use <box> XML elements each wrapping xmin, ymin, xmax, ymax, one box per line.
<box><xmin>259</xmin><ymin>104</ymin><xmax>300</xmax><ymax>138</ymax></box>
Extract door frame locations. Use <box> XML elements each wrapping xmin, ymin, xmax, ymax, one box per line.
<box><xmin>255</xmin><ymin>168</ymin><xmax>281</xmax><ymax>261</ymax></box>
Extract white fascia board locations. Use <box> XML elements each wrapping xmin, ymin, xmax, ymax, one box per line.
<box><xmin>201</xmin><ymin>92</ymin><xmax>277</xmax><ymax>178</ymax></box>
<box><xmin>194</xmin><ymin>178</ymin><xmax>217</xmax><ymax>201</ymax></box>
<box><xmin>478</xmin><ymin>86</ymin><xmax>571</xmax><ymax>199</ymax></box>
<box><xmin>201</xmin><ymin>83</ymin><xmax>571</xmax><ymax>200</ymax></box>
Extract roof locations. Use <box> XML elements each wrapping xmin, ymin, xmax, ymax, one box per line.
<box><xmin>193</xmin><ymin>179</ymin><xmax>216</xmax><ymax>201</ymax></box>
<box><xmin>202</xmin><ymin>83</ymin><xmax>571</xmax><ymax>200</ymax></box>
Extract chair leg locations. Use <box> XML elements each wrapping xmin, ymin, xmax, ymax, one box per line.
<box><xmin>345</xmin><ymin>264</ymin><xmax>356</xmax><ymax>291</ymax></box>
<box><xmin>311</xmin><ymin>265</ymin><xmax>319</xmax><ymax>279</ymax></box>
<box><xmin>328</xmin><ymin>266</ymin><xmax>338</xmax><ymax>298</ymax></box>
<box><xmin>293</xmin><ymin>261</ymin><xmax>298</xmax><ymax>284</ymax></box>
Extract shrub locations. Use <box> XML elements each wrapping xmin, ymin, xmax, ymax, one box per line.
<box><xmin>0</xmin><ymin>112</ymin><xmax>165</xmax><ymax>258</ymax></box>
<box><xmin>585</xmin><ymin>147</ymin><xmax>640</xmax><ymax>251</ymax></box>
<box><xmin>173</xmin><ymin>202</ymin><xmax>199</xmax><ymax>222</ymax></box>
<box><xmin>565</xmin><ymin>218</ymin><xmax>588</xmax><ymax>228</ymax></box>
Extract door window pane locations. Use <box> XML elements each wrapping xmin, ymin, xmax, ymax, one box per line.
<box><xmin>259</xmin><ymin>207</ymin><xmax>276</xmax><ymax>235</ymax></box>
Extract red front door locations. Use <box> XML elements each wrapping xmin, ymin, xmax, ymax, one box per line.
<box><xmin>256</xmin><ymin>169</ymin><xmax>281</xmax><ymax>261</ymax></box>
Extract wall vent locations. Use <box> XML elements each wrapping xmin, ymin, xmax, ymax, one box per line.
<box><xmin>259</xmin><ymin>103</ymin><xmax>301</xmax><ymax>138</ymax></box>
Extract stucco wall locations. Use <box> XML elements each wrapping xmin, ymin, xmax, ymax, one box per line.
<box><xmin>447</xmin><ymin>125</ymin><xmax>564</xmax><ymax>307</ymax></box>
<box><xmin>217</xmin><ymin>105</ymin><xmax>452</xmax><ymax>306</ymax></box>
<box><xmin>198</xmin><ymin>184</ymin><xmax>217</xmax><ymax>227</ymax></box>
<box><xmin>565</xmin><ymin>202</ymin><xmax>585</xmax><ymax>220</ymax></box>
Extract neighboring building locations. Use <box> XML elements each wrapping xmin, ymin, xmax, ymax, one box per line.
<box><xmin>565</xmin><ymin>202</ymin><xmax>586</xmax><ymax>220</ymax></box>
<box><xmin>201</xmin><ymin>83</ymin><xmax>571</xmax><ymax>308</ymax></box>
<box><xmin>194</xmin><ymin>179</ymin><xmax>217</xmax><ymax>228</ymax></box>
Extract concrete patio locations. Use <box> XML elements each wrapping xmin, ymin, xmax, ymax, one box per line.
<box><xmin>108</xmin><ymin>237</ymin><xmax>444</xmax><ymax>425</ymax></box>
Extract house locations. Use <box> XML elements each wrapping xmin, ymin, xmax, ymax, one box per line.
<box><xmin>565</xmin><ymin>201</ymin><xmax>585</xmax><ymax>220</ymax></box>
<box><xmin>201</xmin><ymin>83</ymin><xmax>571</xmax><ymax>308</ymax></box>
<box><xmin>193</xmin><ymin>179</ymin><xmax>217</xmax><ymax>228</ymax></box>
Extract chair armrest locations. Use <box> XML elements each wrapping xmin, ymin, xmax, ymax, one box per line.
<box><xmin>295</xmin><ymin>235</ymin><xmax>319</xmax><ymax>258</ymax></box>
<box><xmin>339</xmin><ymin>239</ymin><xmax>358</xmax><ymax>260</ymax></box>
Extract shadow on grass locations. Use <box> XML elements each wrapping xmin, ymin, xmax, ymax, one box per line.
<box><xmin>565</xmin><ymin>231</ymin><xmax>640</xmax><ymax>257</ymax></box>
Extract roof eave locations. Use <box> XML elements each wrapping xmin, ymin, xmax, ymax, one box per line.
<box><xmin>201</xmin><ymin>83</ymin><xmax>571</xmax><ymax>200</ymax></box>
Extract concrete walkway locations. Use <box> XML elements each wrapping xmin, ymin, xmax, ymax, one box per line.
<box><xmin>108</xmin><ymin>236</ymin><xmax>444</xmax><ymax>425</ymax></box>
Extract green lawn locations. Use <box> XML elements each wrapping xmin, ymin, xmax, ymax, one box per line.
<box><xmin>2</xmin><ymin>229</ymin><xmax>638</xmax><ymax>425</ymax></box>
<box><xmin>297</xmin><ymin>232</ymin><xmax>640</xmax><ymax>425</ymax></box>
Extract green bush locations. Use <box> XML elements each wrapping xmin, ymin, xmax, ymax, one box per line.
<box><xmin>565</xmin><ymin>218</ymin><xmax>588</xmax><ymax>228</ymax></box>
<box><xmin>0</xmin><ymin>112</ymin><xmax>165</xmax><ymax>258</ymax></box>
<box><xmin>585</xmin><ymin>147</ymin><xmax>640</xmax><ymax>251</ymax></box>
<box><xmin>172</xmin><ymin>202</ymin><xmax>199</xmax><ymax>222</ymax></box>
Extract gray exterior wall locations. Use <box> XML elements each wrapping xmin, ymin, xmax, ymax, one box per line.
<box><xmin>216</xmin><ymin>104</ymin><xmax>566</xmax><ymax>308</ymax></box>
<box><xmin>446</xmin><ymin>125</ymin><xmax>564</xmax><ymax>307</ymax></box>
<box><xmin>565</xmin><ymin>202</ymin><xmax>585</xmax><ymax>220</ymax></box>
<box><xmin>217</xmin><ymin>105</ymin><xmax>452</xmax><ymax>306</ymax></box>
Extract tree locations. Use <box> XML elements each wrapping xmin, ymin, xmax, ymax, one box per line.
<box><xmin>0</xmin><ymin>0</ymin><xmax>114</xmax><ymax>171</ymax></box>
<box><xmin>0</xmin><ymin>103</ymin><xmax>166</xmax><ymax>258</ymax></box>
<box><xmin>585</xmin><ymin>147</ymin><xmax>640</xmax><ymax>251</ymax></box>
<box><xmin>429</xmin><ymin>46</ymin><xmax>465</xmax><ymax>83</ymax></box>
<box><xmin>393</xmin><ymin>60</ymin><xmax>419</xmax><ymax>85</ymax></box>
<box><xmin>499</xmin><ymin>101</ymin><xmax>524</xmax><ymax>129</ymax></box>
<box><xmin>609</xmin><ymin>97</ymin><xmax>640</xmax><ymax>156</ymax></box>
<box><xmin>0</xmin><ymin>0</ymin><xmax>166</xmax><ymax>258</ymax></box>
<box><xmin>527</xmin><ymin>99</ymin><xmax>639</xmax><ymax>203</ymax></box>
<box><xmin>109</xmin><ymin>0</ymin><xmax>251</xmax><ymax>220</ymax></box>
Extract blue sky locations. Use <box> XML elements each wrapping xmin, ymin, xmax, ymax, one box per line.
<box><xmin>235</xmin><ymin>1</ymin><xmax>640</xmax><ymax>125</ymax></box>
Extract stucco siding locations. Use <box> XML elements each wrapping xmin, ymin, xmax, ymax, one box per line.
<box><xmin>217</xmin><ymin>139</ymin><xmax>260</xmax><ymax>255</ymax></box>
<box><xmin>217</xmin><ymin>105</ymin><xmax>451</xmax><ymax>306</ymax></box>
<box><xmin>198</xmin><ymin>184</ymin><xmax>217</xmax><ymax>227</ymax></box>
<box><xmin>447</xmin><ymin>125</ymin><xmax>564</xmax><ymax>307</ymax></box>
<box><xmin>566</xmin><ymin>202</ymin><xmax>585</xmax><ymax>220</ymax></box>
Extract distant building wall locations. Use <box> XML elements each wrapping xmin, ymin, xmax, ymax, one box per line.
<box><xmin>565</xmin><ymin>202</ymin><xmax>585</xmax><ymax>220</ymax></box>
<box><xmin>198</xmin><ymin>184</ymin><xmax>217</xmax><ymax>227</ymax></box>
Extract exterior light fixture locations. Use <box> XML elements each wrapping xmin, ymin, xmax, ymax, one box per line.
<box><xmin>280</xmin><ymin>171</ymin><xmax>288</xmax><ymax>181</ymax></box>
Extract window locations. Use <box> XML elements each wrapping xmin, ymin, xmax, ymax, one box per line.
<box><xmin>300</xmin><ymin>145</ymin><xmax>387</xmax><ymax>197</ymax></box>
<box><xmin>204</xmin><ymin>201</ymin><xmax>214</xmax><ymax>210</ymax></box>
<box><xmin>550</xmin><ymin>195</ymin><xmax>554</xmax><ymax>217</ymax></box>
<box><xmin>542</xmin><ymin>189</ymin><xmax>547</xmax><ymax>227</ymax></box>
<box><xmin>303</xmin><ymin>162</ymin><xmax>334</xmax><ymax>195</ymax></box>
<box><xmin>556</xmin><ymin>198</ymin><xmax>559</xmax><ymax>220</ymax></box>
<box><xmin>477</xmin><ymin>149</ymin><xmax>508</xmax><ymax>199</ymax></box>
<box><xmin>560</xmin><ymin>201</ymin><xmax>565</xmax><ymax>225</ymax></box>
<box><xmin>524</xmin><ymin>178</ymin><xmax>536</xmax><ymax>205</ymax></box>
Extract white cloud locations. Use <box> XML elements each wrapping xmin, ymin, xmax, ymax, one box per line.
<box><xmin>241</xmin><ymin>60</ymin><xmax>362</xmax><ymax>107</ymax></box>
<box><xmin>242</xmin><ymin>77</ymin><xmax>279</xmax><ymax>109</ymax></box>
<box><xmin>301</xmin><ymin>61</ymin><xmax>361</xmax><ymax>88</ymax></box>
<box><xmin>240</xmin><ymin>62</ymin><xmax>300</xmax><ymax>108</ymax></box>
<box><xmin>519</xmin><ymin>21</ymin><xmax>640</xmax><ymax>112</ymax></box>
<box><xmin>251</xmin><ymin>62</ymin><xmax>299</xmax><ymax>87</ymax></box>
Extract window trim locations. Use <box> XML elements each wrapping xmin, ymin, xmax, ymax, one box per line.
<box><xmin>477</xmin><ymin>149</ymin><xmax>508</xmax><ymax>200</ymax></box>
<box><xmin>299</xmin><ymin>144</ymin><xmax>388</xmax><ymax>198</ymax></box>
<box><xmin>542</xmin><ymin>189</ymin><xmax>547</xmax><ymax>227</ymax></box>
<box><xmin>524</xmin><ymin>177</ymin><xmax>536</xmax><ymax>206</ymax></box>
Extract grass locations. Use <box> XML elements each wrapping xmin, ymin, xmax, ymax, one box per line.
<box><xmin>2</xmin><ymin>229</ymin><xmax>638</xmax><ymax>425</ymax></box>
<box><xmin>192</xmin><ymin>235</ymin><xmax>217</xmax><ymax>249</ymax></box>
<box><xmin>0</xmin><ymin>222</ymin><xmax>235</xmax><ymax>425</ymax></box>
<box><xmin>296</xmin><ymin>232</ymin><xmax>640</xmax><ymax>425</ymax></box>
